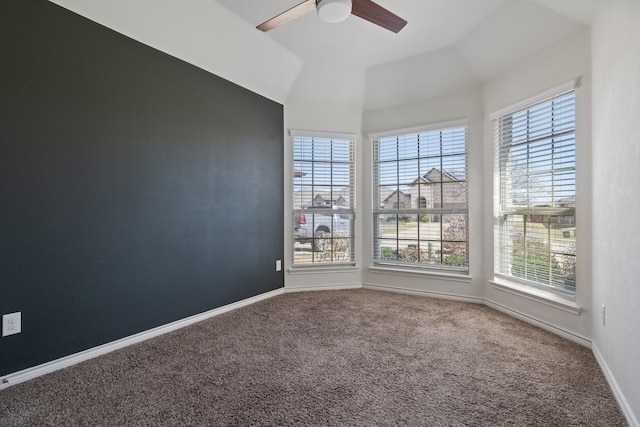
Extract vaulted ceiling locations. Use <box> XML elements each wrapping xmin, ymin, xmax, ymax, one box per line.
<box><xmin>50</xmin><ymin>0</ymin><xmax>598</xmax><ymax>111</ymax></box>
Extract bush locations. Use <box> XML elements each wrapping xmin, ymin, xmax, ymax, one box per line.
<box><xmin>380</xmin><ymin>247</ymin><xmax>395</xmax><ymax>260</ymax></box>
<box><xmin>397</xmin><ymin>247</ymin><xmax>420</xmax><ymax>262</ymax></box>
<box><xmin>318</xmin><ymin>233</ymin><xmax>350</xmax><ymax>262</ymax></box>
<box><xmin>512</xmin><ymin>255</ymin><xmax>560</xmax><ymax>284</ymax></box>
<box><xmin>444</xmin><ymin>254</ymin><xmax>467</xmax><ymax>267</ymax></box>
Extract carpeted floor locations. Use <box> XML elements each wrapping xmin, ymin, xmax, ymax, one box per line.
<box><xmin>0</xmin><ymin>289</ymin><xmax>627</xmax><ymax>426</ymax></box>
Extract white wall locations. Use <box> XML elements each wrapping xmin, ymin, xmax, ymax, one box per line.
<box><xmin>286</xmin><ymin>61</ymin><xmax>367</xmax><ymax>111</ymax></box>
<box><xmin>591</xmin><ymin>0</ymin><xmax>640</xmax><ymax>423</ymax></box>
<box><xmin>363</xmin><ymin>47</ymin><xmax>478</xmax><ymax>111</ymax></box>
<box><xmin>481</xmin><ymin>30</ymin><xmax>592</xmax><ymax>341</ymax></box>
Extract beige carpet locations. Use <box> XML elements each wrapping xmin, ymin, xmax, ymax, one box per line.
<box><xmin>0</xmin><ymin>289</ymin><xmax>627</xmax><ymax>426</ymax></box>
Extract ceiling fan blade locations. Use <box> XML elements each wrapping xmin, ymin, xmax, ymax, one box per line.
<box><xmin>257</xmin><ymin>0</ymin><xmax>317</xmax><ymax>32</ymax></box>
<box><xmin>351</xmin><ymin>0</ymin><xmax>407</xmax><ymax>33</ymax></box>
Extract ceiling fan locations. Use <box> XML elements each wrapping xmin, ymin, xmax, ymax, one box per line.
<box><xmin>257</xmin><ymin>0</ymin><xmax>407</xmax><ymax>33</ymax></box>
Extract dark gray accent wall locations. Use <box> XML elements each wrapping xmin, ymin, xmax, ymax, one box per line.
<box><xmin>0</xmin><ymin>1</ymin><xmax>284</xmax><ymax>376</ymax></box>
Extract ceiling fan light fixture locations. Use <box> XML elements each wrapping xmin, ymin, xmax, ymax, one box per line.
<box><xmin>316</xmin><ymin>0</ymin><xmax>352</xmax><ymax>24</ymax></box>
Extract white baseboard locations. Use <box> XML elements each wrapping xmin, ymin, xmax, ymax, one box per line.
<box><xmin>592</xmin><ymin>344</ymin><xmax>639</xmax><ymax>427</ymax></box>
<box><xmin>484</xmin><ymin>298</ymin><xmax>591</xmax><ymax>348</ymax></box>
<box><xmin>0</xmin><ymin>288</ymin><xmax>284</xmax><ymax>391</ymax></box>
<box><xmin>363</xmin><ymin>282</ymin><xmax>484</xmax><ymax>304</ymax></box>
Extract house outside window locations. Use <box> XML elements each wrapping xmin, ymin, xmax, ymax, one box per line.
<box><xmin>292</xmin><ymin>130</ymin><xmax>355</xmax><ymax>265</ymax></box>
<box><xmin>493</xmin><ymin>83</ymin><xmax>577</xmax><ymax>295</ymax></box>
<box><xmin>371</xmin><ymin>121</ymin><xmax>468</xmax><ymax>270</ymax></box>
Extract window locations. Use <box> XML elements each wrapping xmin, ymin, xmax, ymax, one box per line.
<box><xmin>372</xmin><ymin>122</ymin><xmax>468</xmax><ymax>270</ymax></box>
<box><xmin>493</xmin><ymin>85</ymin><xmax>576</xmax><ymax>295</ymax></box>
<box><xmin>292</xmin><ymin>131</ymin><xmax>355</xmax><ymax>265</ymax></box>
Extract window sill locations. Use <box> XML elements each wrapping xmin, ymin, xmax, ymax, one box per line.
<box><xmin>289</xmin><ymin>264</ymin><xmax>358</xmax><ymax>275</ymax></box>
<box><xmin>489</xmin><ymin>278</ymin><xmax>581</xmax><ymax>315</ymax></box>
<box><xmin>369</xmin><ymin>265</ymin><xmax>472</xmax><ymax>283</ymax></box>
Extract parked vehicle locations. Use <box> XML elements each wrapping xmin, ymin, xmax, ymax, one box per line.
<box><xmin>294</xmin><ymin>205</ymin><xmax>351</xmax><ymax>252</ymax></box>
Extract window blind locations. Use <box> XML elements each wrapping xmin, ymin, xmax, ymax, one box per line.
<box><xmin>292</xmin><ymin>133</ymin><xmax>355</xmax><ymax>265</ymax></box>
<box><xmin>372</xmin><ymin>124</ymin><xmax>468</xmax><ymax>269</ymax></box>
<box><xmin>494</xmin><ymin>91</ymin><xmax>576</xmax><ymax>294</ymax></box>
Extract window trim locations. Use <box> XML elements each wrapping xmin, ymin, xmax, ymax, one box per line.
<box><xmin>290</xmin><ymin>129</ymin><xmax>357</xmax><ymax>268</ymax></box>
<box><xmin>369</xmin><ymin>265</ymin><xmax>472</xmax><ymax>283</ymax></box>
<box><xmin>492</xmin><ymin>80</ymin><xmax>579</xmax><ymax>300</ymax></box>
<box><xmin>489</xmin><ymin>279</ymin><xmax>581</xmax><ymax>315</ymax></box>
<box><xmin>370</xmin><ymin>119</ymin><xmax>469</xmax><ymax>272</ymax></box>
<box><xmin>369</xmin><ymin>119</ymin><xmax>468</xmax><ymax>141</ymax></box>
<box><xmin>489</xmin><ymin>78</ymin><xmax>580</xmax><ymax>120</ymax></box>
<box><xmin>290</xmin><ymin>129</ymin><xmax>356</xmax><ymax>141</ymax></box>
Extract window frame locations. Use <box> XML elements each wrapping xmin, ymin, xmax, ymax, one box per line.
<box><xmin>492</xmin><ymin>80</ymin><xmax>579</xmax><ymax>298</ymax></box>
<box><xmin>370</xmin><ymin>119</ymin><xmax>469</xmax><ymax>272</ymax></box>
<box><xmin>291</xmin><ymin>129</ymin><xmax>356</xmax><ymax>267</ymax></box>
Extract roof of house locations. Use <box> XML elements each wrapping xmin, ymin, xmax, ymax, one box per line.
<box><xmin>409</xmin><ymin>168</ymin><xmax>466</xmax><ymax>185</ymax></box>
<box><xmin>382</xmin><ymin>189</ymin><xmax>410</xmax><ymax>203</ymax></box>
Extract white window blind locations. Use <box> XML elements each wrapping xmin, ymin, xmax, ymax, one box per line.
<box><xmin>292</xmin><ymin>131</ymin><xmax>355</xmax><ymax>265</ymax></box>
<box><xmin>372</xmin><ymin>123</ymin><xmax>468</xmax><ymax>270</ymax></box>
<box><xmin>494</xmin><ymin>90</ymin><xmax>576</xmax><ymax>294</ymax></box>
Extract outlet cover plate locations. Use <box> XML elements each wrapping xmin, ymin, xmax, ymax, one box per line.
<box><xmin>2</xmin><ymin>312</ymin><xmax>22</xmax><ymax>337</ymax></box>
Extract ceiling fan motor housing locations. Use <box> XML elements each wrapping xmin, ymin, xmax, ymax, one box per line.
<box><xmin>316</xmin><ymin>0</ymin><xmax>352</xmax><ymax>23</ymax></box>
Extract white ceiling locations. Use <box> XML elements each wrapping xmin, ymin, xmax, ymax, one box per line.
<box><xmin>217</xmin><ymin>0</ymin><xmax>597</xmax><ymax>68</ymax></box>
<box><xmin>50</xmin><ymin>0</ymin><xmax>600</xmax><ymax>110</ymax></box>
<box><xmin>218</xmin><ymin>0</ymin><xmax>505</xmax><ymax>68</ymax></box>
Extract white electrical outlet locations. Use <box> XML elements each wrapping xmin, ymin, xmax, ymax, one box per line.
<box><xmin>2</xmin><ymin>312</ymin><xmax>22</xmax><ymax>337</ymax></box>
<box><xmin>276</xmin><ymin>259</ymin><xmax>282</xmax><ymax>272</ymax></box>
